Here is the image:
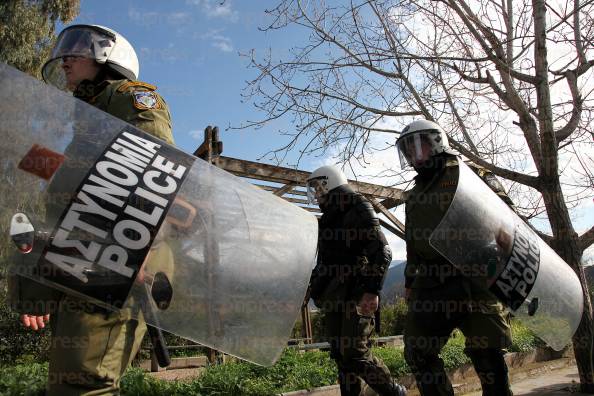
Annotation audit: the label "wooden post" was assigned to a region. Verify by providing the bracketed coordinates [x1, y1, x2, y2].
[195, 126, 223, 364]
[301, 304, 313, 344]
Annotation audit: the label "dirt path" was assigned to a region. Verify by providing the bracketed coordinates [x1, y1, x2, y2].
[462, 364, 585, 396]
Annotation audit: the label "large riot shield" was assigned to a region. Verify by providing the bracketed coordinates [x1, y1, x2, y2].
[0, 63, 318, 365]
[429, 158, 583, 351]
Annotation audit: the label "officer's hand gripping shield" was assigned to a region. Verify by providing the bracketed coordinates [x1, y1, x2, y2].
[429, 158, 583, 351]
[0, 63, 318, 365]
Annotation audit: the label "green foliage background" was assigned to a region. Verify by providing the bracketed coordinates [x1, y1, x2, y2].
[0, 0, 80, 78]
[0, 324, 541, 396]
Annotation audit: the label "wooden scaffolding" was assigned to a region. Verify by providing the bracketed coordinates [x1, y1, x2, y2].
[192, 126, 406, 346]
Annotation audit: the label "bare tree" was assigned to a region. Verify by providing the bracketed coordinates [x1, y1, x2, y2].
[239, 0, 594, 390]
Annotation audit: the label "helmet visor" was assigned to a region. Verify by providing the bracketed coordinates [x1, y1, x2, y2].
[306, 177, 328, 205]
[396, 132, 439, 169]
[42, 27, 115, 90]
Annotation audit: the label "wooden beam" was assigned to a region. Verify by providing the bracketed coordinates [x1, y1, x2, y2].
[379, 218, 405, 239]
[378, 197, 404, 210]
[281, 196, 312, 206]
[253, 184, 308, 197]
[274, 182, 297, 197]
[368, 198, 405, 236]
[217, 156, 403, 200]
[302, 206, 322, 213]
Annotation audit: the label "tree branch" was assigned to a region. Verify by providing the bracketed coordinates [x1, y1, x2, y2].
[580, 226, 594, 251]
[451, 140, 541, 188]
[555, 70, 583, 143]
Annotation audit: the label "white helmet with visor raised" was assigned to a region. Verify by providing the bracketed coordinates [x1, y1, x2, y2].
[42, 24, 139, 90]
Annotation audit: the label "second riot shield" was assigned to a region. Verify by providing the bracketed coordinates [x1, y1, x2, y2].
[429, 158, 583, 350]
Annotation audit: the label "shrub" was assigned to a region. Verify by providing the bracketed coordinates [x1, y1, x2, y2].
[0, 361, 47, 396]
[0, 317, 541, 395]
[373, 346, 409, 377]
[0, 295, 52, 365]
[439, 330, 471, 369]
[379, 298, 407, 336]
[190, 348, 336, 395]
[123, 348, 337, 396]
[121, 367, 195, 396]
[509, 320, 541, 353]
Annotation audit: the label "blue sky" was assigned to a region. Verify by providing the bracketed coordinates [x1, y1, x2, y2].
[64, 0, 592, 263]
[62, 0, 415, 259]
[70, 0, 306, 165]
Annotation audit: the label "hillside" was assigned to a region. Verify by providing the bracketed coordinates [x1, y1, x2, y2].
[380, 260, 407, 304]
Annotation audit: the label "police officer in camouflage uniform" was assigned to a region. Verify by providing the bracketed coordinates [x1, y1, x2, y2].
[396, 120, 513, 396]
[306, 166, 407, 396]
[8, 24, 174, 395]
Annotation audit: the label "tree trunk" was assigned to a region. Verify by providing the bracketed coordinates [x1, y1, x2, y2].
[542, 183, 594, 392]
[566, 248, 594, 393]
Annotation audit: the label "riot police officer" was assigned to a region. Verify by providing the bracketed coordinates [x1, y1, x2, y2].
[9, 24, 174, 395]
[307, 165, 407, 396]
[397, 119, 513, 396]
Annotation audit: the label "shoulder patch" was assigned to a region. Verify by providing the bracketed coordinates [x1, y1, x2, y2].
[132, 91, 161, 110]
[117, 81, 157, 93]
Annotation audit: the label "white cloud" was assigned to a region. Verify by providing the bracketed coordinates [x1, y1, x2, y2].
[139, 45, 188, 64]
[128, 8, 160, 26]
[129, 7, 191, 27]
[167, 12, 191, 25]
[186, 0, 239, 22]
[212, 38, 234, 52]
[189, 130, 203, 140]
[201, 30, 234, 53]
[205, 1, 236, 19]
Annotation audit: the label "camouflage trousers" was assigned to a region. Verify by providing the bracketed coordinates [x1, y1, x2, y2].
[404, 279, 513, 396]
[323, 302, 397, 396]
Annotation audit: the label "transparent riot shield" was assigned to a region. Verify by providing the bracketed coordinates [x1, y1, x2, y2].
[429, 158, 583, 350]
[0, 63, 318, 365]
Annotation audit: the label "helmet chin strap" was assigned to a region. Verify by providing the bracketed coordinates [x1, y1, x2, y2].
[73, 64, 110, 99]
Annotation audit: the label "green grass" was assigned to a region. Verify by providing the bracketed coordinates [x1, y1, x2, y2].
[122, 349, 336, 396]
[0, 320, 542, 396]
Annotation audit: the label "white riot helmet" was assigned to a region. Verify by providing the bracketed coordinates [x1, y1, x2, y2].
[306, 165, 348, 205]
[42, 24, 139, 90]
[395, 119, 451, 169]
